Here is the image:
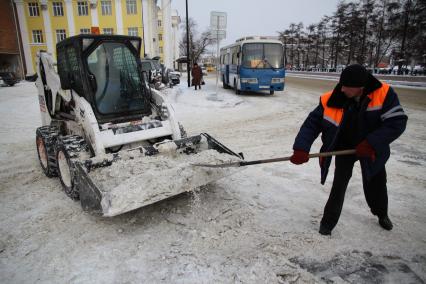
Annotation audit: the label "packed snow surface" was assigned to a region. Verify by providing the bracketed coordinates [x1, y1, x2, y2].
[0, 77, 425, 283]
[89, 149, 241, 216]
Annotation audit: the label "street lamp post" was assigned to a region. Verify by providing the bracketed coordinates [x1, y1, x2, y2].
[185, 0, 190, 87]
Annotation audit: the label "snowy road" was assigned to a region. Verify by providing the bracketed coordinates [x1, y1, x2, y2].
[0, 77, 425, 283]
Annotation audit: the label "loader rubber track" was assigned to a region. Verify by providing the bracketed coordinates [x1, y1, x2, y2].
[36, 126, 60, 177]
[56, 135, 90, 200]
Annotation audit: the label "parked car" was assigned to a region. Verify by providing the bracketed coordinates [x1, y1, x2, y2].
[168, 70, 181, 85]
[0, 72, 19, 86]
[413, 65, 425, 75]
[141, 59, 162, 79]
[140, 58, 163, 88]
[140, 58, 180, 88]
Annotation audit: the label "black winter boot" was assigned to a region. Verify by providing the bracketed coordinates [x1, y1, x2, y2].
[319, 224, 332, 235]
[378, 215, 393, 231]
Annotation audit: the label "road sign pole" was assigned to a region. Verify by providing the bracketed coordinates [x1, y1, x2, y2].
[209, 12, 226, 100]
[215, 18, 220, 98]
[186, 0, 190, 87]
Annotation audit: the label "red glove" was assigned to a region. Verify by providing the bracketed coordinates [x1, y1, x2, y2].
[319, 156, 325, 167]
[290, 150, 309, 165]
[356, 140, 376, 161]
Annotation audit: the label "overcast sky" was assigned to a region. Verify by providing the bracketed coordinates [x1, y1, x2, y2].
[171, 0, 343, 46]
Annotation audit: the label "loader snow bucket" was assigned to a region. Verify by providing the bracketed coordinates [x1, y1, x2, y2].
[75, 133, 243, 216]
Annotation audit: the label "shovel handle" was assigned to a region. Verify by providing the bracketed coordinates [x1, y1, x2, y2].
[240, 149, 356, 166]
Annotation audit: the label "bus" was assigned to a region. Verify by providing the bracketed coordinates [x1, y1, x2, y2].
[220, 36, 285, 95]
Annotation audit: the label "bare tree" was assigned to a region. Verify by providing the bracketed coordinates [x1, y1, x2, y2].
[179, 18, 216, 64]
[277, 0, 425, 72]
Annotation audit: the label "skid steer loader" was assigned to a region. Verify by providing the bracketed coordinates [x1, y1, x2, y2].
[35, 35, 242, 216]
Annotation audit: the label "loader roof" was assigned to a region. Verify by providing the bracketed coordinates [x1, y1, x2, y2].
[57, 34, 142, 54]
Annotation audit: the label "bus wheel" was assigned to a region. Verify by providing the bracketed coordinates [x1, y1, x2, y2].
[270, 90, 275, 95]
[234, 80, 241, 95]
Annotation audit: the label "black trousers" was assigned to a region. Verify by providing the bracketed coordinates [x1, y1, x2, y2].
[320, 155, 388, 230]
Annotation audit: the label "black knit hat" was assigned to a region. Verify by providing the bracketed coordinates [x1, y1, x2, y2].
[339, 64, 368, 87]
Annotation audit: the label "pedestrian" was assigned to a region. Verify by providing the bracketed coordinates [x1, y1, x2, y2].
[191, 62, 203, 90]
[290, 64, 407, 235]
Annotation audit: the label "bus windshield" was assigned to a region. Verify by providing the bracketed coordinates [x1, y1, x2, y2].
[242, 43, 283, 69]
[87, 42, 147, 115]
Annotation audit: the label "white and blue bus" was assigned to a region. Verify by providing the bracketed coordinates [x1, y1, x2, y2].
[220, 36, 285, 95]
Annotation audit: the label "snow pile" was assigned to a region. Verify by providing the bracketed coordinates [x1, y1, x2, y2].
[162, 79, 244, 109]
[89, 149, 241, 216]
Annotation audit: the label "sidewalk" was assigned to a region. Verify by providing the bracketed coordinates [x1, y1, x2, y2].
[162, 73, 244, 109]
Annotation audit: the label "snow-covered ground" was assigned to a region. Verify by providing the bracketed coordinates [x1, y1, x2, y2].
[0, 76, 425, 283]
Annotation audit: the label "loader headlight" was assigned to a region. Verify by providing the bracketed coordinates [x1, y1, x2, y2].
[271, 78, 285, 83]
[240, 78, 258, 84]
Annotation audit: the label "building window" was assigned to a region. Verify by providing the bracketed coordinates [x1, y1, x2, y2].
[80, 28, 90, 34]
[158, 20, 161, 27]
[126, 0, 137, 14]
[158, 34, 162, 41]
[159, 47, 163, 53]
[77, 1, 89, 16]
[56, 29, 66, 42]
[32, 30, 43, 43]
[128, 27, 138, 36]
[28, 3, 40, 17]
[101, 1, 112, 15]
[103, 28, 113, 35]
[52, 2, 64, 16]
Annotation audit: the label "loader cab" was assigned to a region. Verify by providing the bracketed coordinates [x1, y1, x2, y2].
[57, 35, 151, 123]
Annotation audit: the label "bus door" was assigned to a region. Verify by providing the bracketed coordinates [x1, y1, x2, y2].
[224, 51, 230, 85]
[225, 64, 230, 85]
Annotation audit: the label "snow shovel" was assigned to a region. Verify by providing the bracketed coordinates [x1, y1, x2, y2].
[191, 149, 356, 168]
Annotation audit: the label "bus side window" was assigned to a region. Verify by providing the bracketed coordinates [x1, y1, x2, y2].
[231, 47, 238, 65]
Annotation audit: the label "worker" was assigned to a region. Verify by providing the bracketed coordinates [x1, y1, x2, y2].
[290, 64, 407, 235]
[191, 62, 203, 90]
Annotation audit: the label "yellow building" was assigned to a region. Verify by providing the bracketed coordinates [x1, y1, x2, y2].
[14, 0, 150, 74]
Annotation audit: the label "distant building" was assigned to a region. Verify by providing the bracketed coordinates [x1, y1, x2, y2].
[156, 3, 180, 68]
[13, 0, 180, 75]
[0, 0, 25, 78]
[157, 6, 163, 62]
[171, 9, 180, 70]
[142, 0, 159, 59]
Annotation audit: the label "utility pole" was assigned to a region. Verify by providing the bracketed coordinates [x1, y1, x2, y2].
[185, 0, 190, 87]
[209, 11, 226, 100]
